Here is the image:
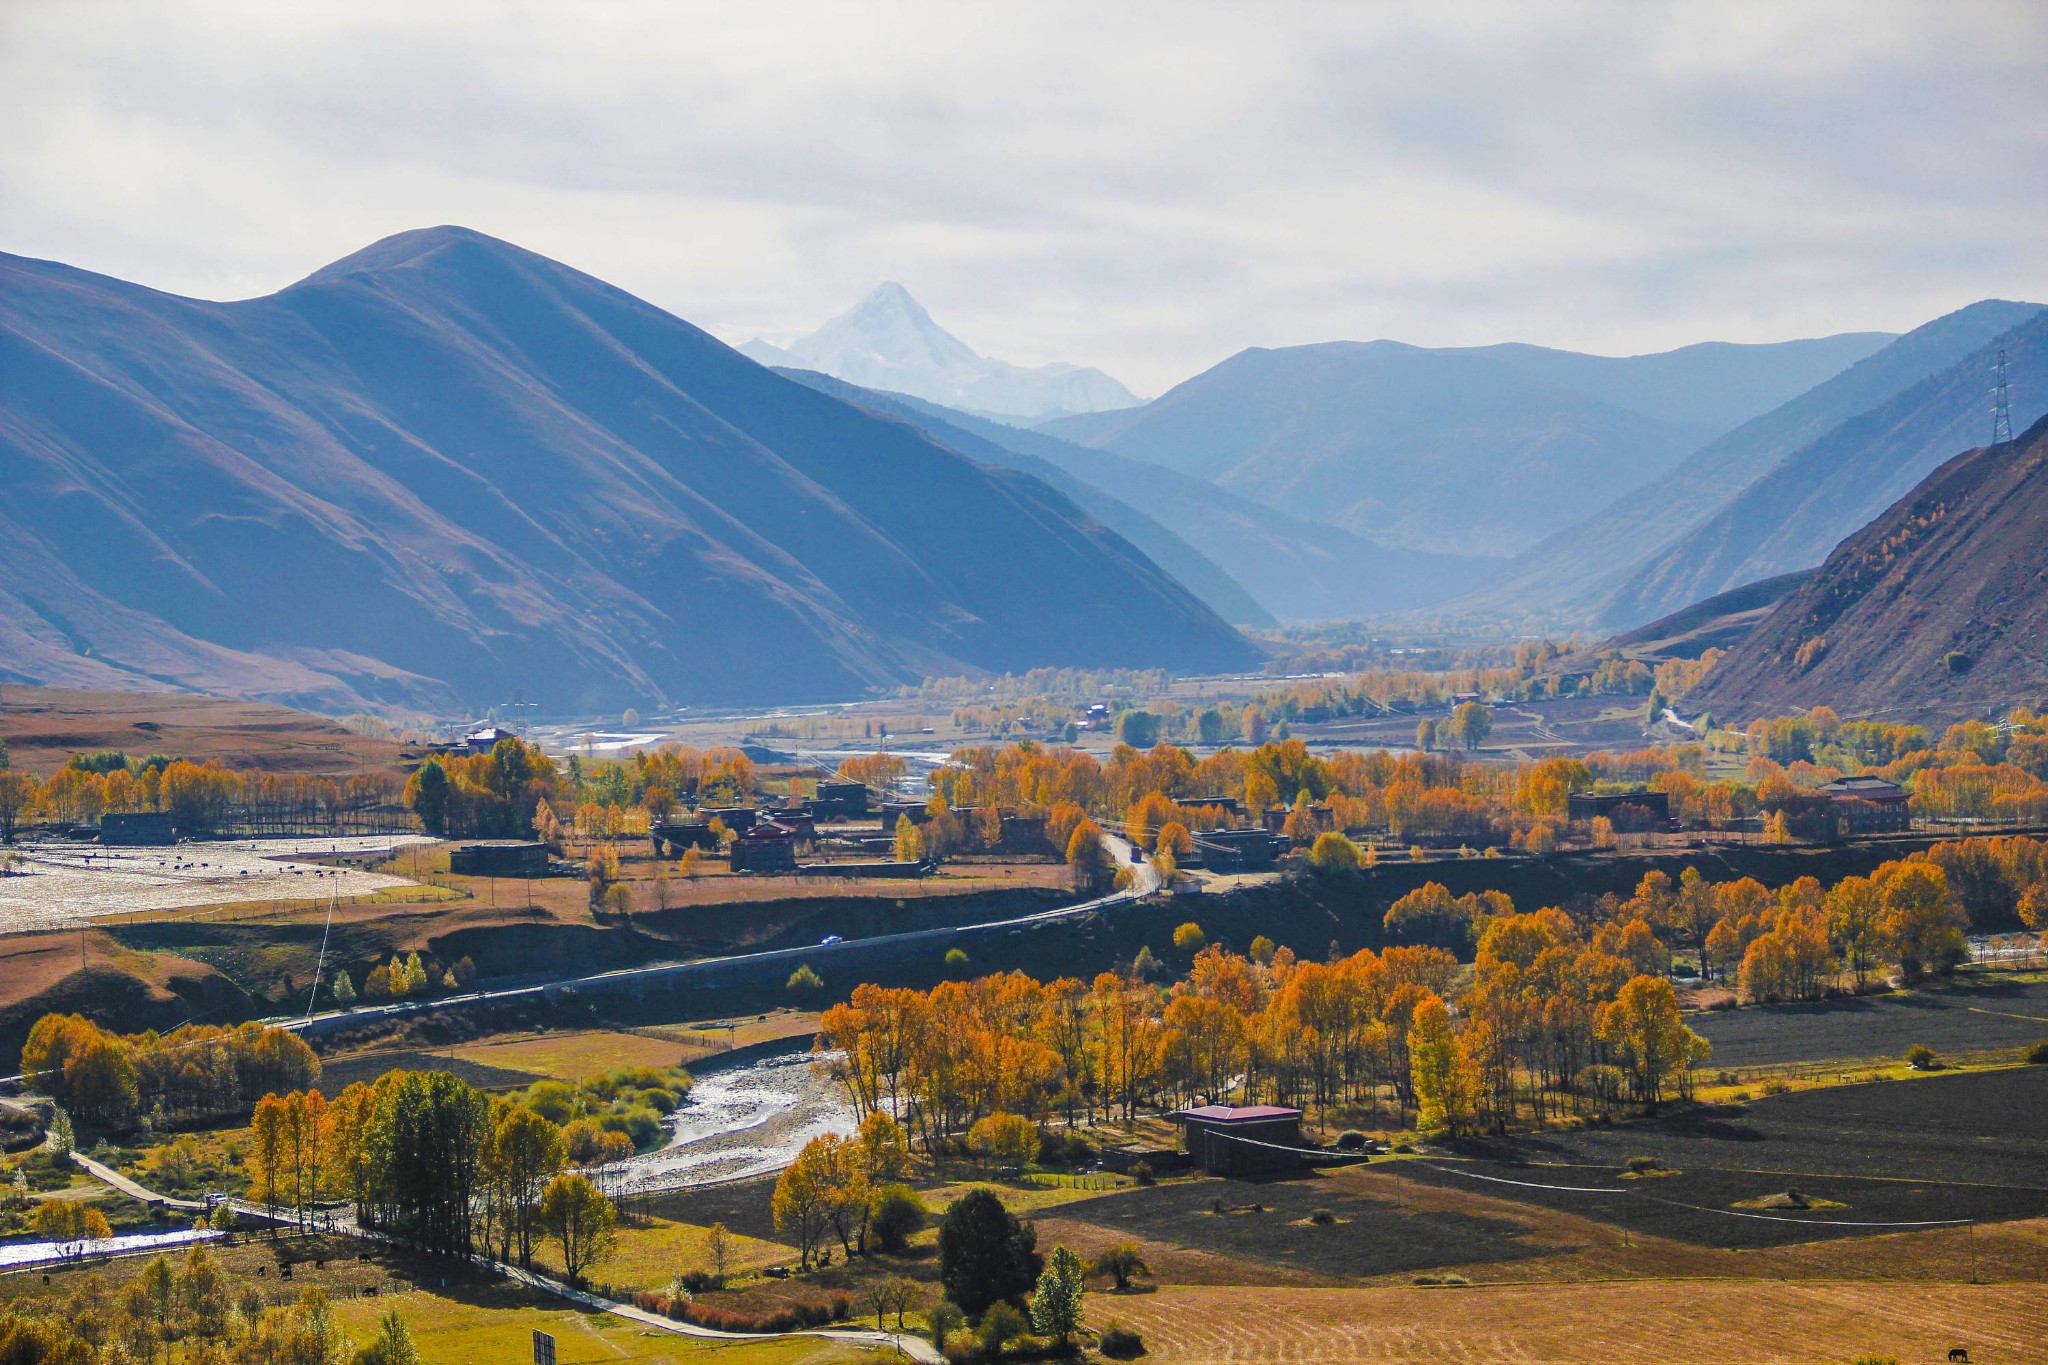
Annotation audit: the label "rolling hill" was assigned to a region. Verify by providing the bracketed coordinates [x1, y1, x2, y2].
[1447, 300, 2043, 620]
[1037, 332, 1892, 557]
[0, 228, 1256, 714]
[739, 282, 1138, 423]
[1604, 307, 2048, 628]
[1687, 415, 2048, 725]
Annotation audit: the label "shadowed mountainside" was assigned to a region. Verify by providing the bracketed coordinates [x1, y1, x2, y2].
[772, 371, 1503, 620]
[1687, 414, 2048, 725]
[0, 228, 1255, 713]
[1039, 332, 1893, 558]
[1604, 307, 2048, 629]
[1447, 300, 2043, 621]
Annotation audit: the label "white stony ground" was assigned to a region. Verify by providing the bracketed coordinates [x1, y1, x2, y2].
[0, 835, 434, 931]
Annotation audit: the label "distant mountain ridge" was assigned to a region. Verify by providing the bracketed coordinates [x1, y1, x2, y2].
[769, 367, 1276, 626]
[740, 283, 1139, 423]
[789, 378, 1505, 619]
[1038, 331, 1894, 558]
[1604, 306, 2048, 627]
[0, 228, 1255, 713]
[1687, 413, 2048, 725]
[1448, 300, 2043, 622]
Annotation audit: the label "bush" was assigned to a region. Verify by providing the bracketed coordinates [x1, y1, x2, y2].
[1904, 1045, 1940, 1071]
[1128, 1160, 1154, 1186]
[1172, 922, 1205, 953]
[655, 1296, 853, 1333]
[1099, 1323, 1146, 1358]
[1334, 1130, 1366, 1151]
[944, 947, 970, 974]
[2024, 1040, 2048, 1065]
[978, 1302, 1027, 1355]
[1309, 1208, 1336, 1226]
[1625, 1155, 1662, 1175]
[1037, 1129, 1098, 1168]
[869, 1184, 927, 1253]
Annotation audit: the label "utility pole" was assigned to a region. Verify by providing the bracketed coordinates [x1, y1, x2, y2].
[1993, 348, 2013, 445]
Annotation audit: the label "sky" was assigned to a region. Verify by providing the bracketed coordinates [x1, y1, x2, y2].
[3, 0, 2045, 395]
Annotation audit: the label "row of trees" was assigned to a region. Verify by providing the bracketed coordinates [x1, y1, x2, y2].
[0, 758, 401, 841]
[818, 932, 1708, 1145]
[21, 1017, 320, 1129]
[247, 1070, 619, 1281]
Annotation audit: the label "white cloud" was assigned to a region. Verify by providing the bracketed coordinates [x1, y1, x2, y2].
[2, 0, 2043, 392]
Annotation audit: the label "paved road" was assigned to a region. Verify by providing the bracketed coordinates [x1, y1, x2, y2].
[272, 832, 1161, 1038]
[71, 1150, 205, 1211]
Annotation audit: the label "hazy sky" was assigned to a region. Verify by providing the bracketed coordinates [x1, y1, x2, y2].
[4, 1, 2044, 394]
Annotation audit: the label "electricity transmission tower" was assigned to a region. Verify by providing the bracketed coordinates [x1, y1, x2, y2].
[1992, 348, 2013, 444]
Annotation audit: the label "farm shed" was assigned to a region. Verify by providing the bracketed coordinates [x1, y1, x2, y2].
[1566, 789, 1671, 828]
[99, 811, 176, 846]
[448, 840, 550, 876]
[1172, 1104, 1306, 1176]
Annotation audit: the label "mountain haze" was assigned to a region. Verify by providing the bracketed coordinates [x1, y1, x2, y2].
[1605, 307, 2048, 627]
[0, 229, 1255, 714]
[740, 283, 1138, 423]
[769, 368, 1276, 626]
[793, 381, 1504, 619]
[1688, 414, 2048, 725]
[1451, 301, 2043, 620]
[1039, 333, 1892, 557]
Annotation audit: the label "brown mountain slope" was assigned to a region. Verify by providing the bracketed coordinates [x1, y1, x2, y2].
[1687, 414, 2048, 725]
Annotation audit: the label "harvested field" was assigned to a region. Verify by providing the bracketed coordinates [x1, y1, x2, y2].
[317, 1049, 544, 1092]
[1410, 1067, 2048, 1248]
[1693, 975, 2048, 1066]
[1455, 1064, 2048, 1187]
[1104, 1281, 2048, 1364]
[1052, 1177, 1548, 1279]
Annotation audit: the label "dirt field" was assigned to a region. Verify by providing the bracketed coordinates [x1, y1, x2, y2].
[0, 686, 409, 778]
[1434, 1065, 2048, 1214]
[1692, 975, 2048, 1067]
[1101, 1281, 2048, 1364]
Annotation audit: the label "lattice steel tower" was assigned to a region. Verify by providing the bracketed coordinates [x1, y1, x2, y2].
[1992, 347, 2013, 444]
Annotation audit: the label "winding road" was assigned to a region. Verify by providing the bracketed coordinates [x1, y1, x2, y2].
[272, 832, 1160, 1039]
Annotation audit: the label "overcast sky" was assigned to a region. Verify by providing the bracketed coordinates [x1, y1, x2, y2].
[3, 1, 2044, 394]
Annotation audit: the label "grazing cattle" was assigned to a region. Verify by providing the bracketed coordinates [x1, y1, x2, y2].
[1950, 1350, 1970, 1363]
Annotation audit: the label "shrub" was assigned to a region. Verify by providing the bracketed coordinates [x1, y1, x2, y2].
[1037, 1129, 1098, 1167]
[1904, 1045, 1940, 1071]
[1099, 1323, 1146, 1359]
[978, 1302, 1027, 1355]
[1172, 922, 1205, 953]
[2024, 1040, 2048, 1065]
[944, 947, 970, 974]
[869, 1184, 927, 1253]
[1128, 1160, 1154, 1186]
[1309, 1208, 1336, 1226]
[1334, 1130, 1366, 1151]
[1625, 1155, 1662, 1175]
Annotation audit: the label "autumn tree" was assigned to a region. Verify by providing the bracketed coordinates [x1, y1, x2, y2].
[539, 1173, 617, 1286]
[1597, 976, 1706, 1111]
